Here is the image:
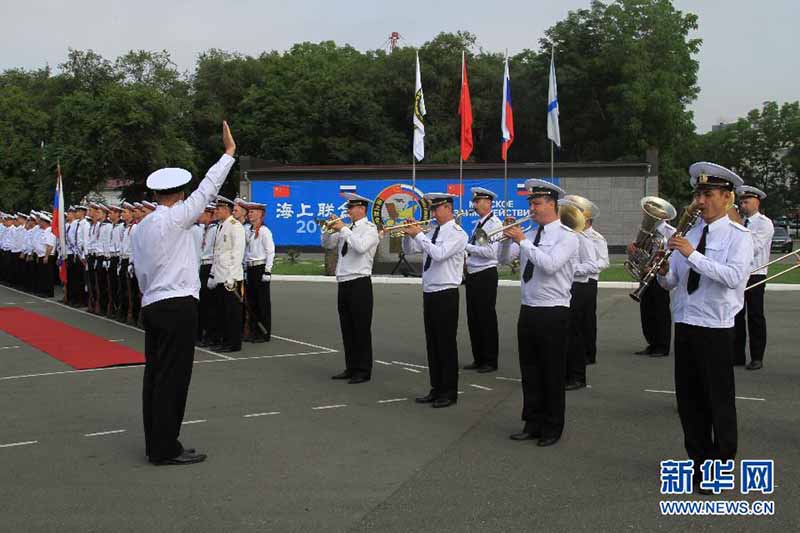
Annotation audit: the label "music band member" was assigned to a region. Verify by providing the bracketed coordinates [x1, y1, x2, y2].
[657, 162, 752, 493]
[582, 206, 609, 365]
[244, 201, 275, 343]
[463, 187, 502, 373]
[630, 218, 676, 357]
[131, 120, 236, 466]
[403, 192, 467, 408]
[197, 204, 220, 347]
[207, 195, 246, 353]
[734, 185, 774, 370]
[322, 193, 380, 384]
[500, 179, 578, 447]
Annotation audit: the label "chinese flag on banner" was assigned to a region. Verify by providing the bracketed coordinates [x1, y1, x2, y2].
[459, 52, 473, 161]
[273, 185, 290, 198]
[447, 183, 464, 196]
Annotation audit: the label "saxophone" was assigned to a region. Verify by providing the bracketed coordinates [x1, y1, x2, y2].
[629, 201, 702, 302]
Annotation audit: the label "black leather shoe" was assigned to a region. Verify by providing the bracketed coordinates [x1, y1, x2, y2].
[537, 436, 560, 447]
[635, 346, 654, 355]
[476, 365, 497, 374]
[565, 381, 586, 391]
[331, 371, 352, 380]
[347, 376, 371, 384]
[463, 363, 481, 370]
[151, 451, 207, 466]
[432, 397, 457, 408]
[510, 431, 539, 441]
[746, 360, 763, 370]
[415, 393, 436, 404]
[649, 351, 669, 357]
[216, 346, 241, 353]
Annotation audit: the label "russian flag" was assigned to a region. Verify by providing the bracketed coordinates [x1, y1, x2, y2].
[516, 183, 528, 196]
[52, 164, 67, 284]
[339, 184, 357, 196]
[501, 55, 514, 161]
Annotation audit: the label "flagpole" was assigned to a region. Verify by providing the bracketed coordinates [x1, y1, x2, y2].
[503, 49, 508, 219]
[550, 141, 554, 181]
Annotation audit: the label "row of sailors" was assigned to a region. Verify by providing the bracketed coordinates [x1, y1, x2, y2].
[0, 211, 59, 296]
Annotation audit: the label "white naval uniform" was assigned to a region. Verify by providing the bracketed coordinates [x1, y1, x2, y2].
[742, 212, 774, 275]
[321, 217, 379, 282]
[464, 212, 502, 274]
[402, 219, 468, 292]
[583, 227, 609, 281]
[210, 215, 246, 286]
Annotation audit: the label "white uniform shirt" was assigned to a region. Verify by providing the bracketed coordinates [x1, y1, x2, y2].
[36, 227, 57, 257]
[573, 232, 598, 284]
[584, 227, 609, 281]
[191, 224, 204, 263]
[657, 215, 753, 328]
[742, 212, 774, 275]
[322, 217, 379, 282]
[133, 154, 235, 307]
[210, 215, 246, 284]
[200, 223, 218, 263]
[403, 219, 467, 293]
[464, 212, 502, 274]
[97, 222, 113, 257]
[28, 227, 42, 256]
[87, 222, 100, 255]
[499, 219, 579, 308]
[129, 223, 139, 265]
[0, 225, 10, 251]
[110, 223, 125, 256]
[245, 225, 276, 271]
[76, 218, 90, 259]
[66, 221, 78, 256]
[120, 224, 134, 259]
[12, 226, 26, 253]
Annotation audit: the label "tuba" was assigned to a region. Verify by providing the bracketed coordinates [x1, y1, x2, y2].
[624, 197, 677, 282]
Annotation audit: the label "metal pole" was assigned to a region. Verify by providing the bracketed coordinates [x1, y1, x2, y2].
[503, 158, 508, 218]
[550, 141, 554, 180]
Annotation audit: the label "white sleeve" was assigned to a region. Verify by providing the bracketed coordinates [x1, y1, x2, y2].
[169, 154, 235, 229]
[339, 225, 379, 255]
[413, 228, 467, 262]
[520, 232, 579, 274]
[263, 227, 275, 272]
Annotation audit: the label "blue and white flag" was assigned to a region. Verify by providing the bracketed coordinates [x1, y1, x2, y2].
[413, 52, 426, 161]
[547, 48, 561, 148]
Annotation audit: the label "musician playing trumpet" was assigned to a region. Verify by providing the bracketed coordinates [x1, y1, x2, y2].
[322, 193, 379, 384]
[656, 162, 752, 494]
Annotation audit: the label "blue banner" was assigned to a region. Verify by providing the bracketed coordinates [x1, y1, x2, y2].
[251, 176, 560, 246]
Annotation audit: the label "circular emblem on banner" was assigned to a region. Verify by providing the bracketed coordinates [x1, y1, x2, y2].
[371, 183, 429, 231]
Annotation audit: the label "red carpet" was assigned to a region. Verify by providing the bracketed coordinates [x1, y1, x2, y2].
[0, 307, 145, 369]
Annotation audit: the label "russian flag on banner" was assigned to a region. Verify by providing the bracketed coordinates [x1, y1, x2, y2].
[501, 55, 514, 161]
[52, 164, 67, 284]
[339, 184, 357, 196]
[516, 183, 528, 196]
[273, 185, 290, 198]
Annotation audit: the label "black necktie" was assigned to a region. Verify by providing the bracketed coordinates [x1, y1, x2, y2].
[522, 226, 543, 283]
[340, 223, 355, 256]
[687, 225, 708, 295]
[744, 218, 750, 228]
[423, 225, 440, 272]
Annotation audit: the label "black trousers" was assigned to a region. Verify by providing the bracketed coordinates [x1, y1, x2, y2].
[566, 282, 591, 384]
[216, 283, 243, 349]
[118, 259, 130, 320]
[142, 296, 198, 461]
[130, 272, 141, 323]
[246, 265, 272, 341]
[423, 288, 460, 399]
[198, 264, 217, 341]
[465, 267, 499, 368]
[337, 276, 373, 377]
[733, 274, 766, 364]
[109, 257, 120, 316]
[96, 261, 109, 314]
[24, 257, 35, 292]
[674, 323, 737, 470]
[86, 255, 97, 308]
[518, 306, 570, 438]
[65, 256, 77, 303]
[585, 279, 599, 363]
[640, 281, 671, 352]
[37, 258, 54, 297]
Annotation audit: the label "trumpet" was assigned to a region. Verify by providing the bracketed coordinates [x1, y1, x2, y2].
[473, 201, 586, 245]
[316, 215, 350, 233]
[379, 218, 435, 238]
[473, 216, 532, 245]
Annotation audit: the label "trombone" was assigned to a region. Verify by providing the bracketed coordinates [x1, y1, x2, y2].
[380, 218, 435, 238]
[746, 250, 800, 290]
[316, 215, 350, 234]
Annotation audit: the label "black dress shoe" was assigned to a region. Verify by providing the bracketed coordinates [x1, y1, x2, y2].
[509, 431, 539, 441]
[331, 371, 352, 380]
[432, 397, 457, 408]
[476, 365, 497, 374]
[649, 350, 669, 357]
[537, 436, 560, 447]
[151, 451, 207, 466]
[216, 346, 241, 353]
[463, 363, 481, 370]
[565, 381, 586, 391]
[635, 346, 654, 355]
[415, 393, 436, 404]
[746, 360, 763, 370]
[347, 376, 371, 384]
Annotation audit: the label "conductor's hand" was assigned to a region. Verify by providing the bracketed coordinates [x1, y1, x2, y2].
[403, 219, 422, 237]
[667, 235, 694, 258]
[504, 224, 525, 244]
[223, 121, 236, 156]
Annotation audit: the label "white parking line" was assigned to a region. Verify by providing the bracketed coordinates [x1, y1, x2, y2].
[377, 398, 407, 404]
[401, 367, 422, 374]
[109, 339, 125, 343]
[496, 376, 521, 382]
[3, 301, 16, 305]
[312, 404, 347, 410]
[85, 429, 127, 437]
[374, 360, 393, 366]
[470, 384, 493, 391]
[0, 345, 21, 350]
[391, 361, 429, 369]
[0, 440, 38, 448]
[644, 389, 765, 402]
[271, 334, 338, 353]
[181, 419, 207, 425]
[243, 411, 281, 418]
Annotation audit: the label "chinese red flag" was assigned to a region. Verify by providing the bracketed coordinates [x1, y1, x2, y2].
[459, 53, 474, 161]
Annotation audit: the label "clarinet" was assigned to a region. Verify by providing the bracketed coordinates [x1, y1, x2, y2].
[630, 203, 701, 302]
